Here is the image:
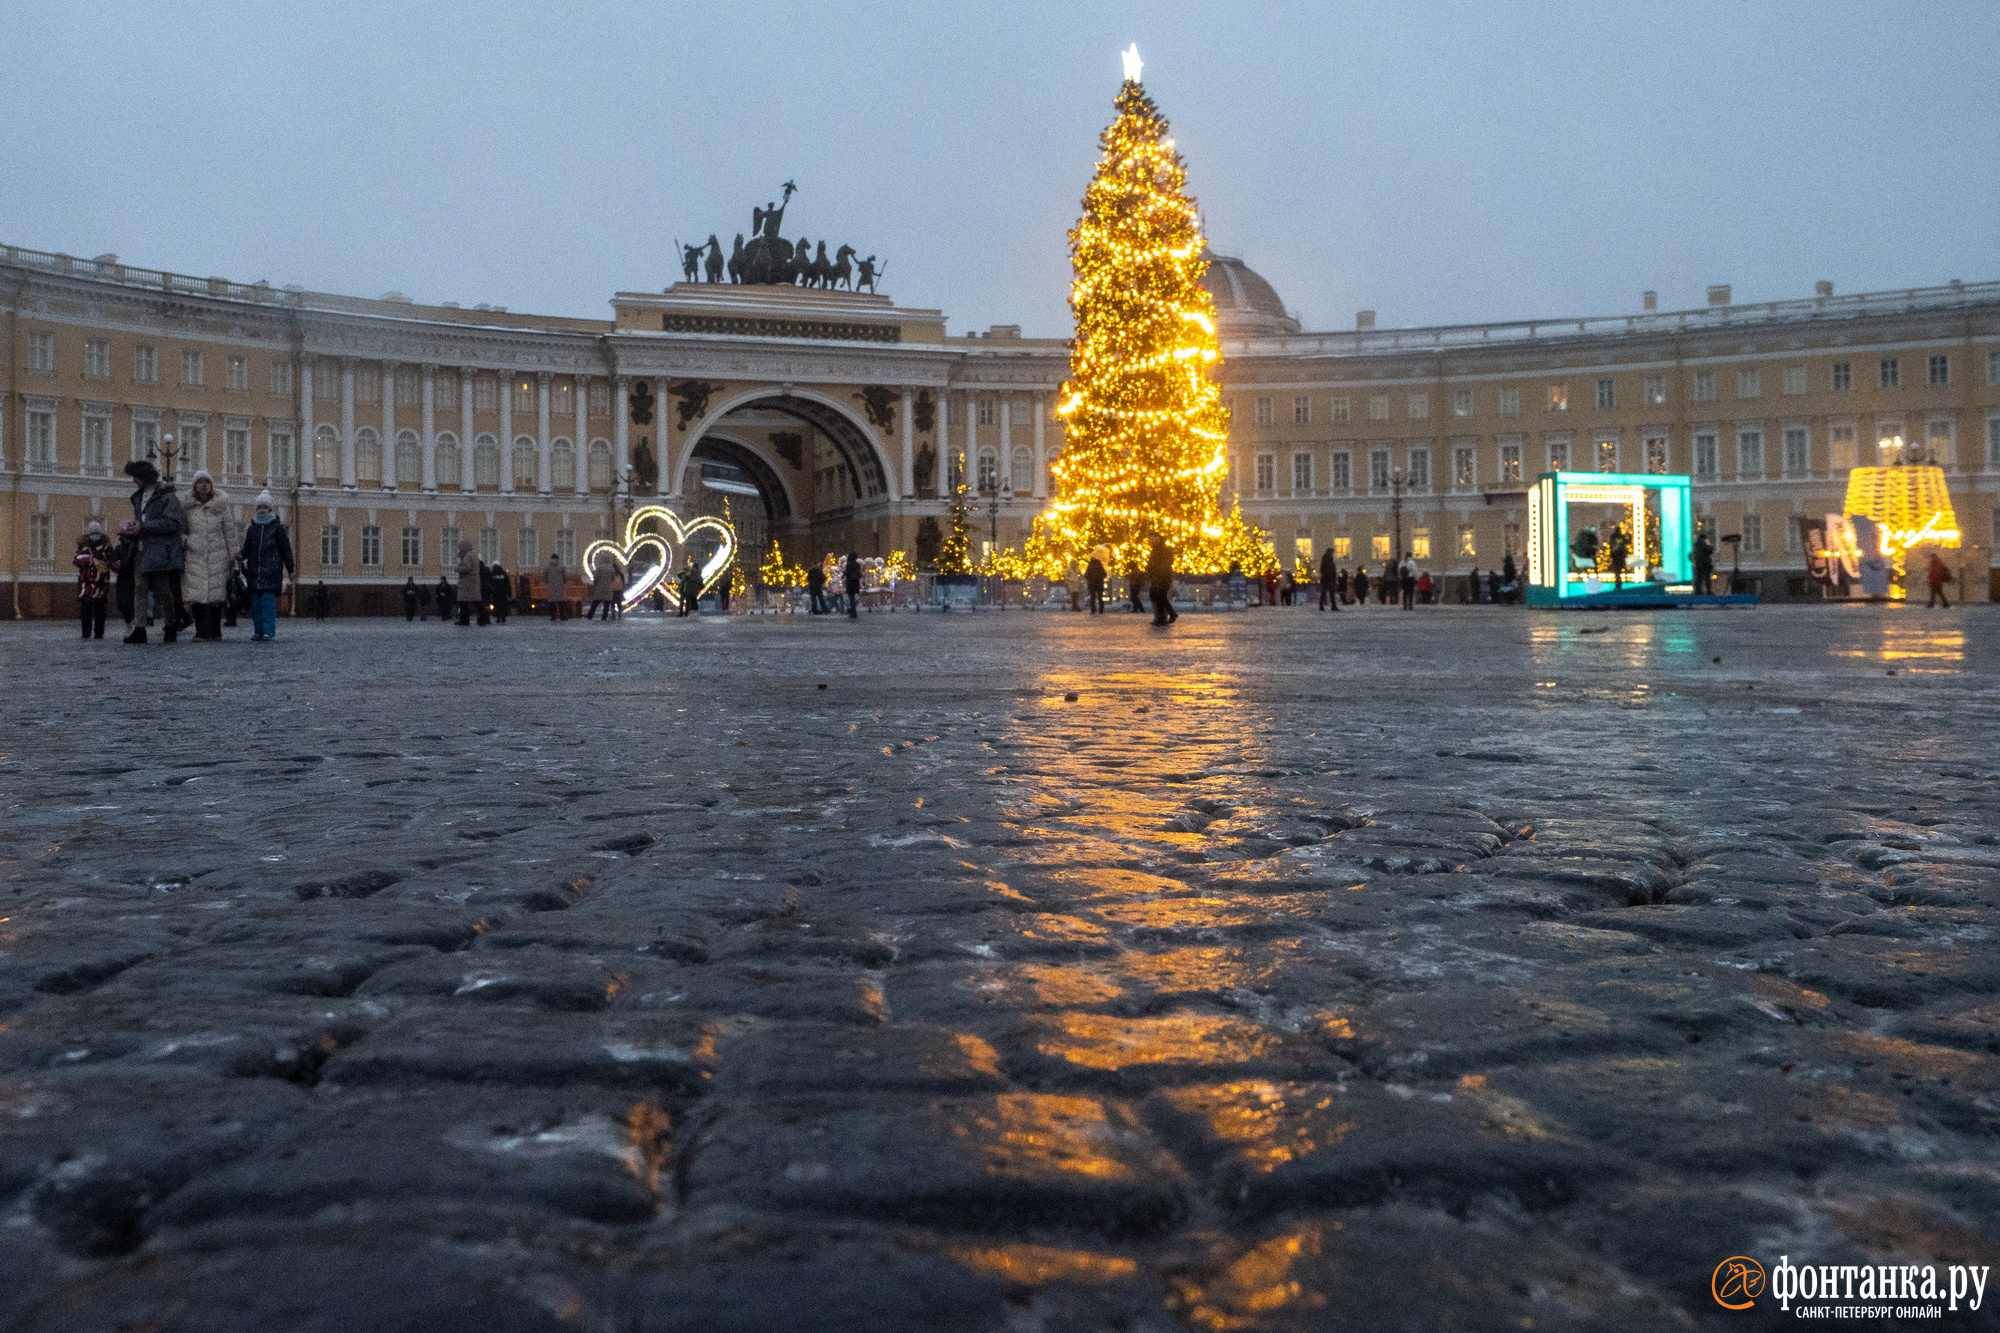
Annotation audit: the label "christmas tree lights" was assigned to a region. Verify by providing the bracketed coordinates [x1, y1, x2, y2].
[1026, 58, 1272, 575]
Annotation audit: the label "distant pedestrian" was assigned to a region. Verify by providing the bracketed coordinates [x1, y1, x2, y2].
[587, 552, 622, 620]
[1318, 548, 1339, 610]
[112, 519, 141, 634]
[1353, 566, 1369, 605]
[309, 581, 330, 620]
[1465, 567, 1481, 603]
[1125, 561, 1144, 612]
[806, 560, 828, 615]
[403, 576, 422, 621]
[73, 522, 112, 640]
[1085, 554, 1107, 614]
[1500, 553, 1518, 604]
[179, 471, 236, 642]
[434, 575, 454, 623]
[1417, 570, 1434, 604]
[844, 552, 863, 619]
[237, 491, 294, 642]
[1146, 534, 1178, 625]
[716, 562, 733, 612]
[456, 540, 485, 626]
[650, 588, 666, 614]
[1690, 535, 1714, 595]
[122, 459, 188, 644]
[489, 562, 512, 623]
[675, 560, 700, 616]
[544, 552, 567, 620]
[1926, 553, 1953, 608]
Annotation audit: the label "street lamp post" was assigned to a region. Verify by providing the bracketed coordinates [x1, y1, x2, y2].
[1389, 465, 1406, 563]
[155, 431, 179, 483]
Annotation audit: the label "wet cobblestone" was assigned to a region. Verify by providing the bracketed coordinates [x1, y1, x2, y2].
[1, 606, 1995, 1329]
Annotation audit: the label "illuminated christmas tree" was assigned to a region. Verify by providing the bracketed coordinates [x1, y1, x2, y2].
[938, 482, 974, 574]
[1028, 49, 1272, 575]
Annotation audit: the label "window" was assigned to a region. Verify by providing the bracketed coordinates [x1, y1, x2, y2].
[441, 527, 460, 565]
[552, 439, 577, 491]
[1987, 350, 2000, 385]
[28, 331, 55, 373]
[1333, 537, 1351, 559]
[360, 525, 383, 567]
[1292, 396, 1311, 426]
[177, 421, 204, 475]
[1254, 396, 1274, 427]
[1411, 527, 1431, 560]
[355, 428, 382, 484]
[1740, 512, 1763, 555]
[976, 447, 999, 492]
[1452, 388, 1473, 417]
[315, 361, 339, 399]
[85, 339, 110, 379]
[133, 345, 158, 383]
[478, 526, 499, 564]
[589, 382, 611, 416]
[396, 366, 420, 407]
[1453, 446, 1474, 487]
[1877, 427, 1906, 465]
[1368, 394, 1390, 422]
[1782, 426, 1809, 476]
[1330, 395, 1351, 423]
[587, 440, 612, 491]
[356, 369, 381, 406]
[1545, 436, 1569, 470]
[1596, 437, 1617, 471]
[26, 408, 56, 470]
[1458, 525, 1476, 556]
[1371, 534, 1391, 559]
[1783, 367, 1806, 396]
[401, 526, 422, 567]
[1407, 447, 1430, 490]
[1254, 453, 1275, 491]
[1692, 370, 1715, 402]
[1693, 431, 1719, 477]
[1330, 450, 1351, 491]
[321, 525, 344, 567]
[1830, 424, 1857, 470]
[1989, 417, 2000, 470]
[517, 527, 538, 568]
[1644, 433, 1667, 474]
[269, 429, 295, 479]
[132, 417, 158, 467]
[1499, 442, 1522, 483]
[1644, 374, 1665, 406]
[1736, 369, 1760, 399]
[1547, 383, 1568, 412]
[82, 414, 111, 475]
[1926, 420, 1954, 467]
[396, 430, 421, 487]
[1736, 428, 1764, 477]
[1832, 361, 1852, 392]
[1292, 452, 1312, 492]
[435, 433, 461, 486]
[227, 356, 249, 393]
[1497, 387, 1520, 416]
[475, 375, 498, 410]
[225, 426, 250, 479]
[512, 436, 538, 488]
[557, 528, 576, 569]
[29, 513, 54, 562]
[976, 398, 995, 426]
[181, 350, 204, 388]
[513, 377, 539, 413]
[1928, 354, 1949, 387]
[270, 360, 293, 396]
[436, 369, 459, 405]
[1879, 358, 1900, 389]
[1595, 378, 1615, 410]
[1406, 393, 1429, 420]
[1369, 449, 1390, 491]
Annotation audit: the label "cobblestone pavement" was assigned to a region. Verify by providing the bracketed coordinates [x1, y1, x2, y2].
[1, 605, 1996, 1331]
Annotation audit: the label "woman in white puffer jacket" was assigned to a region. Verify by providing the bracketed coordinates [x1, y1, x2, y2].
[180, 470, 237, 641]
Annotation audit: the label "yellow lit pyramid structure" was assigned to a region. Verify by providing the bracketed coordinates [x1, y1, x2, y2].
[1842, 459, 1960, 593]
[1026, 50, 1271, 576]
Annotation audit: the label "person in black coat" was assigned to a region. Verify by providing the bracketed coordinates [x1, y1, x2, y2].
[805, 561, 828, 615]
[1084, 555, 1107, 614]
[1146, 535, 1177, 625]
[308, 581, 330, 620]
[1318, 547, 1339, 611]
[402, 576, 421, 621]
[434, 575, 454, 623]
[1125, 561, 1143, 612]
[488, 563, 511, 623]
[112, 518, 142, 633]
[843, 552, 863, 620]
[238, 492, 295, 640]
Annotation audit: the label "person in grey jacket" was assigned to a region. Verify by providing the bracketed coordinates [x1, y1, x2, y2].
[456, 540, 487, 626]
[180, 470, 237, 641]
[123, 458, 188, 643]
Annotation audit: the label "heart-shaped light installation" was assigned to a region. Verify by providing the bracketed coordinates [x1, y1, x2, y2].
[581, 505, 737, 611]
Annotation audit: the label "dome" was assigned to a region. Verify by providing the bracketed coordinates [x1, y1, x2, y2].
[1199, 252, 1300, 335]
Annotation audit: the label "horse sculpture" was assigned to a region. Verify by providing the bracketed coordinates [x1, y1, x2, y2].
[702, 236, 724, 283]
[691, 183, 884, 290]
[831, 245, 855, 290]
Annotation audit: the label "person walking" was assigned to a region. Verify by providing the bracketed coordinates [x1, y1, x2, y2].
[73, 522, 113, 640]
[1416, 569, 1434, 605]
[587, 551, 621, 620]
[238, 491, 295, 641]
[122, 459, 188, 644]
[489, 562, 512, 623]
[675, 559, 700, 616]
[1125, 560, 1144, 613]
[1085, 553, 1107, 614]
[455, 540, 485, 626]
[1146, 534, 1178, 625]
[1318, 547, 1339, 611]
[543, 552, 567, 621]
[1500, 552, 1518, 604]
[805, 559, 828, 615]
[716, 562, 733, 613]
[843, 552, 863, 619]
[402, 576, 422, 621]
[1925, 552, 1953, 608]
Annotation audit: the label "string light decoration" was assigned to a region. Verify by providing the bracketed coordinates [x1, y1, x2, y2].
[1024, 54, 1272, 575]
[581, 504, 736, 611]
[758, 538, 806, 589]
[938, 483, 973, 574]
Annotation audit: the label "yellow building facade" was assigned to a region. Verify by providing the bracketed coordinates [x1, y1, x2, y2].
[4, 241, 1996, 613]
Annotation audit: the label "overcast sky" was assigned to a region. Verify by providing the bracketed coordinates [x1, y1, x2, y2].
[4, 1, 1995, 338]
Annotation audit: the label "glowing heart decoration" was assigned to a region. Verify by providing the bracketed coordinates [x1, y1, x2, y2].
[581, 505, 737, 611]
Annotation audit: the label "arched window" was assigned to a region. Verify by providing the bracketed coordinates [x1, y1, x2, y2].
[587, 438, 612, 492]
[312, 424, 340, 481]
[355, 427, 382, 484]
[1010, 446, 1032, 493]
[550, 438, 576, 492]
[434, 432, 461, 487]
[512, 434, 538, 488]
[473, 434, 500, 488]
[395, 429, 421, 486]
[976, 447, 999, 494]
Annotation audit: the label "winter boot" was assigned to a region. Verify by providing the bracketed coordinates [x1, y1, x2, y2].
[123, 626, 147, 644]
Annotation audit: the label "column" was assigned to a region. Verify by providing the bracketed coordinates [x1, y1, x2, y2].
[300, 359, 316, 486]
[655, 376, 673, 496]
[572, 375, 589, 496]
[381, 362, 397, 489]
[1032, 391, 1047, 499]
[934, 384, 950, 497]
[998, 393, 1012, 495]
[962, 390, 976, 492]
[498, 372, 514, 493]
[613, 376, 631, 484]
[339, 359, 356, 488]
[458, 371, 476, 494]
[536, 371, 552, 494]
[899, 386, 914, 498]
[420, 364, 437, 492]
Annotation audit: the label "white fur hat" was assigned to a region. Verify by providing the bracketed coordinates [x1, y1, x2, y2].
[255, 489, 276, 507]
